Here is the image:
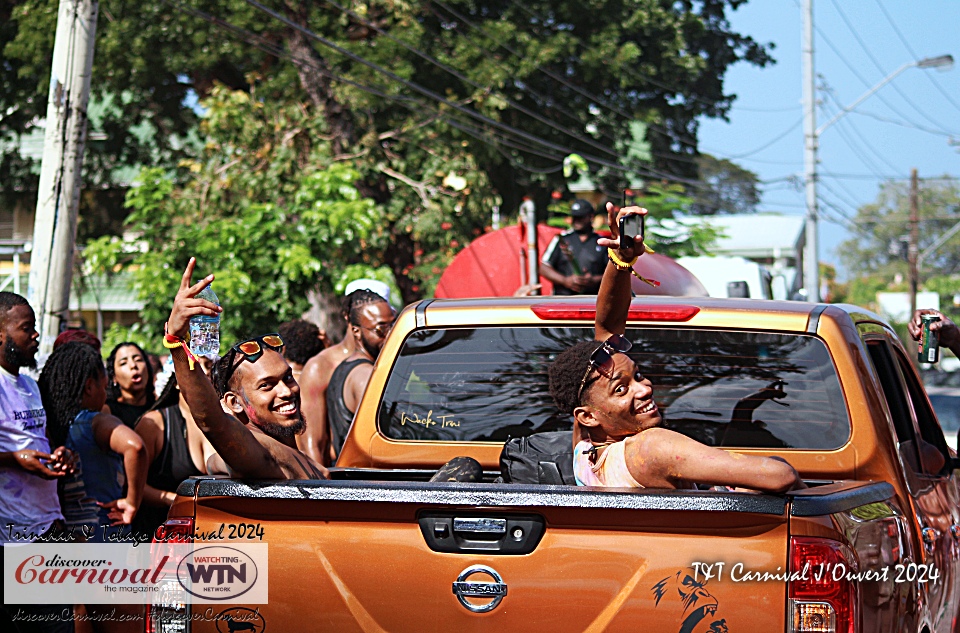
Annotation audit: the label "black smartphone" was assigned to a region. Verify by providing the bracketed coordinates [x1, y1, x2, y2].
[619, 213, 644, 250]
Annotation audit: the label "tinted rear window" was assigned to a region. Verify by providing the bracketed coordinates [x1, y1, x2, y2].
[378, 327, 850, 449]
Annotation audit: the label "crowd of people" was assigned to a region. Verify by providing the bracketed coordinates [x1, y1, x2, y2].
[3, 202, 960, 631]
[0, 274, 396, 632]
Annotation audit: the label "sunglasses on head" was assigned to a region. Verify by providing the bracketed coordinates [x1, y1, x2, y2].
[576, 334, 633, 405]
[232, 333, 284, 361]
[218, 333, 285, 393]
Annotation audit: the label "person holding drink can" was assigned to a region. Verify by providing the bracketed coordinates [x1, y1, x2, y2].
[908, 309, 960, 361]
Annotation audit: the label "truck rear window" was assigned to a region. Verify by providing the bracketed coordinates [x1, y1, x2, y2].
[378, 327, 850, 449]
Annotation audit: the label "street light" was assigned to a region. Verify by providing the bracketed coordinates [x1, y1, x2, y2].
[801, 43, 954, 303]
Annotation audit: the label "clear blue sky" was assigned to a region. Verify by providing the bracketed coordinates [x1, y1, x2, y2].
[698, 0, 960, 280]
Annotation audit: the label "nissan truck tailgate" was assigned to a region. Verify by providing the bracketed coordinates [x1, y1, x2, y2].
[185, 479, 790, 633]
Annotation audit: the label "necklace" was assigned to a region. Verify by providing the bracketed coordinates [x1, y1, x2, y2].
[582, 439, 617, 458]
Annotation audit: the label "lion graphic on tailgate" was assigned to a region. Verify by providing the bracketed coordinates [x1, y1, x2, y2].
[652, 570, 729, 633]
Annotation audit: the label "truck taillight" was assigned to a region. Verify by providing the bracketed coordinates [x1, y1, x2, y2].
[146, 517, 194, 633]
[789, 536, 859, 633]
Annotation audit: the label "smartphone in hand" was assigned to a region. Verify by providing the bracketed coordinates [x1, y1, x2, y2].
[619, 213, 644, 250]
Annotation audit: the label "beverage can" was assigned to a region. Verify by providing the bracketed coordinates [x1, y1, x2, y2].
[919, 314, 940, 364]
[190, 284, 221, 357]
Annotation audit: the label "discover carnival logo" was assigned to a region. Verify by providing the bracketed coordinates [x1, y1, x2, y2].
[177, 546, 259, 600]
[2, 543, 268, 605]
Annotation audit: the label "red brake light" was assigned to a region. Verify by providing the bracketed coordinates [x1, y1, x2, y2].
[146, 517, 195, 633]
[789, 536, 859, 633]
[531, 304, 700, 321]
[153, 517, 194, 543]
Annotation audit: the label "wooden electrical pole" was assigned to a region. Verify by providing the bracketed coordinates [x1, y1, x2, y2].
[28, 0, 99, 358]
[909, 168, 919, 317]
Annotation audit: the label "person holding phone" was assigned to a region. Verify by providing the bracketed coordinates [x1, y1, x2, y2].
[547, 203, 805, 492]
[540, 199, 608, 295]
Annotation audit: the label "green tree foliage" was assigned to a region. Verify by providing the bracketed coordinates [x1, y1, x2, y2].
[115, 88, 387, 342]
[838, 179, 960, 290]
[690, 154, 761, 215]
[837, 178, 960, 316]
[4, 0, 773, 300]
[639, 183, 724, 257]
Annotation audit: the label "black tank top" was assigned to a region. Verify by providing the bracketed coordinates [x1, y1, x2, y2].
[325, 358, 373, 460]
[132, 405, 204, 537]
[108, 399, 151, 428]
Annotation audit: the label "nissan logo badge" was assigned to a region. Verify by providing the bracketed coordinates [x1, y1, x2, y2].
[452, 565, 507, 613]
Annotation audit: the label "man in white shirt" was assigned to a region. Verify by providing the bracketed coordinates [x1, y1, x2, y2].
[0, 292, 76, 633]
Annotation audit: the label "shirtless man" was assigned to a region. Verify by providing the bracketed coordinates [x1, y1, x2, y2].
[297, 293, 362, 465]
[165, 259, 327, 479]
[548, 204, 804, 492]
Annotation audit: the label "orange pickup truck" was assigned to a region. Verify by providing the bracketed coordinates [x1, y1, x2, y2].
[149, 296, 960, 633]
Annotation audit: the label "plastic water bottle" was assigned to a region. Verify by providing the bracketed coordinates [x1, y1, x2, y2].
[190, 284, 220, 357]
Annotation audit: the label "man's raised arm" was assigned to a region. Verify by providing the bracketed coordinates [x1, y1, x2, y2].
[595, 203, 646, 341]
[164, 258, 283, 478]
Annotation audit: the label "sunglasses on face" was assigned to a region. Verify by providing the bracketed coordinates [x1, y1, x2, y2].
[218, 333, 285, 392]
[360, 321, 395, 339]
[576, 334, 633, 405]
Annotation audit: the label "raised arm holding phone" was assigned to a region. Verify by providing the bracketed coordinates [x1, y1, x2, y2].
[548, 203, 805, 492]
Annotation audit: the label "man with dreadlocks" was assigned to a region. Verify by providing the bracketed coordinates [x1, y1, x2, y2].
[548, 204, 805, 493]
[165, 259, 328, 479]
[325, 288, 396, 461]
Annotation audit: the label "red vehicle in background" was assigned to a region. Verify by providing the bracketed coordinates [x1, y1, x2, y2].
[434, 223, 707, 298]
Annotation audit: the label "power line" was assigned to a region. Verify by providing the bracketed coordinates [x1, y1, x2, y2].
[161, 0, 587, 178]
[813, 19, 953, 138]
[817, 195, 871, 237]
[240, 0, 722, 190]
[319, 0, 621, 160]
[241, 0, 635, 174]
[828, 0, 956, 136]
[723, 117, 803, 159]
[424, 0, 618, 142]
[829, 106, 904, 176]
[850, 108, 959, 138]
[820, 92, 899, 177]
[433, 0, 800, 173]
[425, 2, 706, 170]
[732, 156, 803, 166]
[501, 0, 708, 152]
[164, 0, 758, 195]
[818, 178, 864, 213]
[873, 0, 960, 117]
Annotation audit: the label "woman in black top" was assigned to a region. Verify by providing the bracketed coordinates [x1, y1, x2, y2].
[133, 375, 212, 537]
[106, 342, 155, 427]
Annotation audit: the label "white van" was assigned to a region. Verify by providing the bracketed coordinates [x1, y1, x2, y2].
[677, 256, 775, 299]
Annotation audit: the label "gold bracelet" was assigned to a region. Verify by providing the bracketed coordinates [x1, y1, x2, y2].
[607, 248, 639, 270]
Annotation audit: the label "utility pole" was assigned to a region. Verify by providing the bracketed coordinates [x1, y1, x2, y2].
[909, 168, 919, 317]
[801, 0, 820, 303]
[28, 0, 99, 357]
